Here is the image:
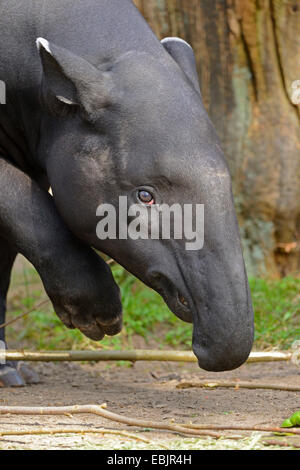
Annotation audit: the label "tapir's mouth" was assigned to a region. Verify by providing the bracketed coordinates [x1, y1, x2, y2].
[149, 273, 193, 323]
[164, 289, 193, 323]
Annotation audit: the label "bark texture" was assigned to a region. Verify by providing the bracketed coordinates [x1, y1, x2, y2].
[133, 0, 300, 277]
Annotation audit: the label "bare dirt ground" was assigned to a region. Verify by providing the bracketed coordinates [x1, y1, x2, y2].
[0, 359, 300, 449]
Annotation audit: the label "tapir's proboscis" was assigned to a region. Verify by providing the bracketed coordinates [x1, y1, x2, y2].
[0, 0, 254, 387]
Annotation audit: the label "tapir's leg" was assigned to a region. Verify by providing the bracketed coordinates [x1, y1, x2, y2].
[0, 238, 41, 387]
[0, 239, 25, 387]
[0, 157, 122, 352]
[0, 239, 16, 346]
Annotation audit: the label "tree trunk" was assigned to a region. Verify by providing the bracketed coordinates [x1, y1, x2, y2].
[133, 0, 300, 278]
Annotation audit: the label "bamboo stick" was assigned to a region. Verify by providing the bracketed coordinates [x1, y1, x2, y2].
[0, 349, 295, 364]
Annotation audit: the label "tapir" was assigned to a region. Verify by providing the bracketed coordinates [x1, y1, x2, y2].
[0, 0, 254, 387]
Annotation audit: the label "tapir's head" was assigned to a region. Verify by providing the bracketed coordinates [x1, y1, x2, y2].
[37, 37, 254, 371]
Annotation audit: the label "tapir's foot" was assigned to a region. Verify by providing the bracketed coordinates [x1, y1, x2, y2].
[0, 362, 40, 387]
[54, 302, 123, 341]
[0, 364, 25, 387]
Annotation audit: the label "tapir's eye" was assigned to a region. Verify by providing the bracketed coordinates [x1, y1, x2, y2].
[138, 189, 155, 205]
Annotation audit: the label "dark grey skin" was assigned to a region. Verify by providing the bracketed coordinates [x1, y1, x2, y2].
[0, 0, 254, 386]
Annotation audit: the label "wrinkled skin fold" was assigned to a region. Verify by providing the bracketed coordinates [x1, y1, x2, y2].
[0, 0, 254, 378]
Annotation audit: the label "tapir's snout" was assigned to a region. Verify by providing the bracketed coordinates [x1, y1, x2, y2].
[186, 218, 253, 371]
[176, 248, 253, 372]
[192, 281, 254, 372]
[191, 266, 254, 372]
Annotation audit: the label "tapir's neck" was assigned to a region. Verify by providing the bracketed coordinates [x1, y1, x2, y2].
[0, 0, 163, 175]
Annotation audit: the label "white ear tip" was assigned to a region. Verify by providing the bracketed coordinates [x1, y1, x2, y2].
[162, 37, 193, 50]
[36, 37, 52, 54]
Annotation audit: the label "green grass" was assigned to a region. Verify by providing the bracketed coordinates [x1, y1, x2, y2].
[6, 262, 300, 352]
[250, 276, 300, 349]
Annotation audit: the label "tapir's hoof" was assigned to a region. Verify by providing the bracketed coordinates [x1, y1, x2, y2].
[0, 362, 40, 387]
[0, 365, 25, 387]
[17, 362, 40, 385]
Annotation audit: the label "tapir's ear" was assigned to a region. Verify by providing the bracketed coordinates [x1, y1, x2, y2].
[36, 37, 111, 115]
[161, 37, 201, 95]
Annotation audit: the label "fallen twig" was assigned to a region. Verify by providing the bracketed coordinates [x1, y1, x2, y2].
[181, 422, 300, 436]
[0, 404, 232, 439]
[1, 404, 300, 438]
[261, 439, 300, 449]
[177, 380, 300, 392]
